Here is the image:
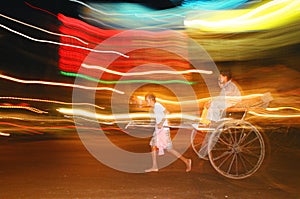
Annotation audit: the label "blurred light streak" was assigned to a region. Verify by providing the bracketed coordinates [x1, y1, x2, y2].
[78, 14, 119, 29]
[0, 13, 88, 45]
[79, 2, 184, 29]
[0, 74, 125, 94]
[0, 24, 128, 57]
[0, 96, 105, 110]
[248, 110, 300, 118]
[0, 123, 130, 136]
[136, 93, 270, 105]
[76, 0, 251, 30]
[64, 115, 102, 124]
[185, 20, 300, 61]
[0, 122, 42, 134]
[58, 14, 125, 77]
[0, 132, 10, 137]
[184, 0, 300, 32]
[266, 107, 300, 112]
[58, 14, 192, 82]
[0, 116, 72, 123]
[58, 13, 122, 37]
[24, 1, 57, 17]
[0, 122, 105, 135]
[57, 108, 200, 121]
[81, 63, 212, 76]
[181, 0, 249, 10]
[72, 0, 183, 17]
[60, 71, 195, 85]
[0, 105, 47, 114]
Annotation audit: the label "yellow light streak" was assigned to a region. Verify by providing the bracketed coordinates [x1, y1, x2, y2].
[266, 107, 300, 112]
[136, 93, 268, 105]
[81, 63, 213, 76]
[248, 110, 300, 118]
[56, 108, 200, 121]
[0, 74, 124, 94]
[184, 0, 300, 32]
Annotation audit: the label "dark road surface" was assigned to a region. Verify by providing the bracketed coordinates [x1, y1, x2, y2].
[0, 128, 299, 199]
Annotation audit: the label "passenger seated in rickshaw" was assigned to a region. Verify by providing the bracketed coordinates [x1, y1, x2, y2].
[200, 70, 241, 126]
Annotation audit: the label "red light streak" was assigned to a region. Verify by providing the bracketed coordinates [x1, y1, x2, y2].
[24, 1, 57, 17]
[57, 14, 191, 82]
[0, 122, 43, 135]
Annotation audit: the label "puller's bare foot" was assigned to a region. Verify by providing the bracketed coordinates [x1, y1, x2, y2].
[145, 168, 159, 173]
[186, 159, 192, 172]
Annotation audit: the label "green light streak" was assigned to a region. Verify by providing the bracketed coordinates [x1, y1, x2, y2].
[60, 71, 196, 85]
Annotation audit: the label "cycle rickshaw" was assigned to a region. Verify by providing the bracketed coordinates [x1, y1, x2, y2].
[126, 92, 273, 179]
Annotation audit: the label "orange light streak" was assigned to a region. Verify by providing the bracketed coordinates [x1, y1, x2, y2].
[0, 116, 72, 123]
[0, 122, 130, 135]
[0, 96, 105, 110]
[0, 105, 47, 114]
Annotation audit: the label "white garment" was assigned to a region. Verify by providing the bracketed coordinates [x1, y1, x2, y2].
[153, 102, 169, 130]
[156, 128, 169, 155]
[207, 80, 241, 122]
[149, 102, 172, 154]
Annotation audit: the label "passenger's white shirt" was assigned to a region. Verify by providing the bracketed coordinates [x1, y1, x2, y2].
[207, 80, 241, 122]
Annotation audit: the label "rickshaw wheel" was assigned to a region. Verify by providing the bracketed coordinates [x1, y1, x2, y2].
[191, 129, 209, 160]
[208, 119, 265, 179]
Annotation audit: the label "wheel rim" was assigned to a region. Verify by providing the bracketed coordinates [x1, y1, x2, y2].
[208, 120, 265, 179]
[191, 129, 209, 160]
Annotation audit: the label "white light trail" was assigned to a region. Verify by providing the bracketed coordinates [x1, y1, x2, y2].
[57, 108, 200, 121]
[0, 24, 129, 58]
[0, 13, 89, 45]
[0, 132, 10, 137]
[0, 74, 124, 94]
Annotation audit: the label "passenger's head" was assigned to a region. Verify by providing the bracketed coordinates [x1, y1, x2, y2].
[218, 70, 232, 87]
[145, 93, 156, 106]
[220, 70, 232, 81]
